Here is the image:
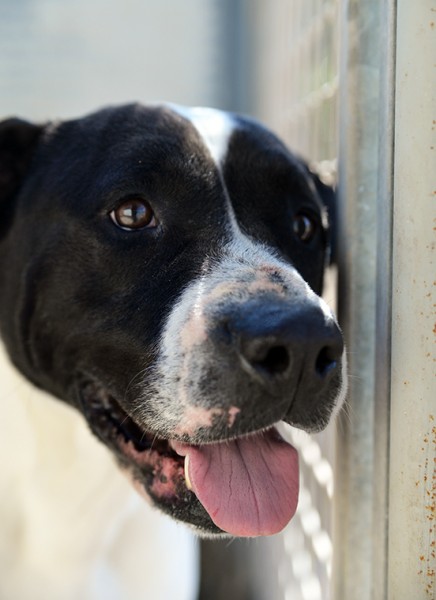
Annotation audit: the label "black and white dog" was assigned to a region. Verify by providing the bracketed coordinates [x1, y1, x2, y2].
[0, 104, 346, 539]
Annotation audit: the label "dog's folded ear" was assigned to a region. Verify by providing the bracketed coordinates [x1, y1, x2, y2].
[0, 118, 44, 235]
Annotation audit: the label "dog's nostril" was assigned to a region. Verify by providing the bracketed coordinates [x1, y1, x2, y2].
[315, 346, 338, 377]
[254, 345, 290, 376]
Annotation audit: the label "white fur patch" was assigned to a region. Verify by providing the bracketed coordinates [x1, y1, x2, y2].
[168, 104, 235, 165]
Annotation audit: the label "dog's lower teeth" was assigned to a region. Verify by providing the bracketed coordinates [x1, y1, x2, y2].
[184, 455, 193, 490]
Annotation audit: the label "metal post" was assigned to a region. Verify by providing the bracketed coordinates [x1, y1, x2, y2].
[387, 1, 436, 597]
[333, 1, 393, 597]
[372, 1, 396, 597]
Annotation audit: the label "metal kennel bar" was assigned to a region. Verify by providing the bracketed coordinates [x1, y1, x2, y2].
[333, 0, 395, 597]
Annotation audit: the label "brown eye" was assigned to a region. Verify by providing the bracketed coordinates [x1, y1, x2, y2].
[110, 198, 157, 230]
[292, 213, 317, 242]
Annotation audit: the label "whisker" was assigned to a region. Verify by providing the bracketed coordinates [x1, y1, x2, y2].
[149, 433, 160, 452]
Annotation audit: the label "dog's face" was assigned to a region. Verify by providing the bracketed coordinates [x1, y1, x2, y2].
[0, 104, 346, 537]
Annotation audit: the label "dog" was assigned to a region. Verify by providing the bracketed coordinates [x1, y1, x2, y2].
[0, 103, 347, 540]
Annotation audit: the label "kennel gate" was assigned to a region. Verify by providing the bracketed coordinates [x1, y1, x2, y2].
[249, 0, 436, 599]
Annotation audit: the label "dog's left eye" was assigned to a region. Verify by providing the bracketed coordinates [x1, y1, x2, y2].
[110, 198, 157, 230]
[292, 212, 317, 243]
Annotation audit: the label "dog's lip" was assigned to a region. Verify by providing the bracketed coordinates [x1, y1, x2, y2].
[80, 377, 272, 451]
[80, 380, 175, 454]
[80, 382, 224, 532]
[168, 424, 285, 453]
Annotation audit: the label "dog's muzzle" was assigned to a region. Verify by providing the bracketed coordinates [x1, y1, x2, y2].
[131, 253, 346, 537]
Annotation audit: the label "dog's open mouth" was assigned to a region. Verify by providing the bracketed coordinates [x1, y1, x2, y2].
[80, 380, 299, 537]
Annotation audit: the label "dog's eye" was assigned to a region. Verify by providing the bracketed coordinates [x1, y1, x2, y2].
[110, 199, 157, 230]
[292, 213, 317, 243]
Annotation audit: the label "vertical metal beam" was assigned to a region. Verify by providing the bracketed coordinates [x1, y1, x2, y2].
[388, 1, 436, 597]
[333, 1, 395, 598]
[372, 0, 396, 597]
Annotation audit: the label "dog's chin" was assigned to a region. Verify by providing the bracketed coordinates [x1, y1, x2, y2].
[78, 379, 225, 535]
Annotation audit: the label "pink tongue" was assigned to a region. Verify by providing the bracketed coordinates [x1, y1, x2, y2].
[184, 430, 299, 537]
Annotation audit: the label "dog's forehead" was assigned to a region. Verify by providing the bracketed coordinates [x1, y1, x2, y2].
[165, 105, 316, 197]
[43, 104, 305, 204]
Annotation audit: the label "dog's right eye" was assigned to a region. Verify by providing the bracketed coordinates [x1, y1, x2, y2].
[292, 212, 317, 243]
[110, 198, 157, 231]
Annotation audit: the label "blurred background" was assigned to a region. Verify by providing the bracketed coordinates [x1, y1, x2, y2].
[0, 0, 248, 120]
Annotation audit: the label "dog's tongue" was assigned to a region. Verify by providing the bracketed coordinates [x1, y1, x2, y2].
[177, 430, 299, 537]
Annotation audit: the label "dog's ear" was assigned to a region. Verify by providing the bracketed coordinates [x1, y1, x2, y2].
[0, 118, 44, 199]
[0, 118, 44, 235]
[309, 170, 337, 265]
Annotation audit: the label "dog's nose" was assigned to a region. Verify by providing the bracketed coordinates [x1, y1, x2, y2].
[219, 298, 343, 394]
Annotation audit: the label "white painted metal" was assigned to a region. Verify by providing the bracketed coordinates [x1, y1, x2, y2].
[388, 1, 436, 597]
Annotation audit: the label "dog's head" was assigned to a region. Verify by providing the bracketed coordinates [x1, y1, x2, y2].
[0, 104, 346, 537]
